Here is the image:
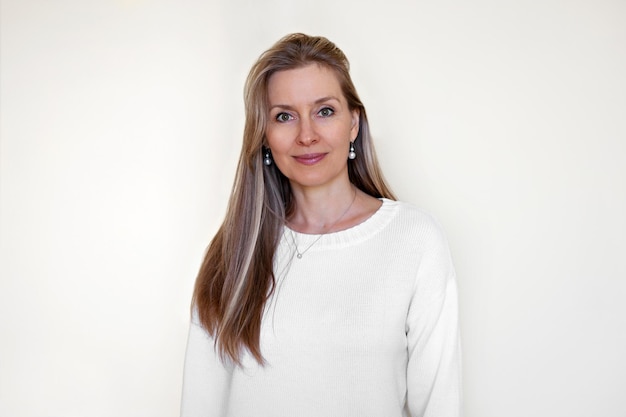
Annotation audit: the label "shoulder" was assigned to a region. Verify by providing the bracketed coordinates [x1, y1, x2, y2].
[386, 199, 439, 225]
[386, 201, 457, 302]
[382, 199, 449, 252]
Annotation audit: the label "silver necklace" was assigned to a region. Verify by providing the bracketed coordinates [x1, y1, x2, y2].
[289, 187, 357, 259]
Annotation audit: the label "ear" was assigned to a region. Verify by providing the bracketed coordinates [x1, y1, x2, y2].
[350, 109, 360, 140]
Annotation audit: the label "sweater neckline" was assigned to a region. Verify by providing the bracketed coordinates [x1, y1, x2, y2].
[282, 198, 399, 250]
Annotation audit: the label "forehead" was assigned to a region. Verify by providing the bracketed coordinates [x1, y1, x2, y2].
[267, 64, 344, 104]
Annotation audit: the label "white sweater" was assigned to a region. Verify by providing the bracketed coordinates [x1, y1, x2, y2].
[181, 199, 462, 417]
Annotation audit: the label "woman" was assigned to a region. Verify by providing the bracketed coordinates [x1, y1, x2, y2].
[182, 33, 462, 417]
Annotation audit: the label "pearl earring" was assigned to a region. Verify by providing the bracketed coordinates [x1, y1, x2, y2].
[264, 149, 272, 166]
[348, 142, 356, 160]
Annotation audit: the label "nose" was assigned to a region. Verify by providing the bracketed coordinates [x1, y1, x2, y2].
[296, 117, 318, 146]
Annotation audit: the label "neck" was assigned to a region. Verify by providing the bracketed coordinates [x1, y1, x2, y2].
[288, 183, 357, 234]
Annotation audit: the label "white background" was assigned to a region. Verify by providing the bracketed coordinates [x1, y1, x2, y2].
[1, 1, 625, 416]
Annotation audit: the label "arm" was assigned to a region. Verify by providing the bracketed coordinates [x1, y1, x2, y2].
[405, 225, 463, 417]
[180, 316, 233, 417]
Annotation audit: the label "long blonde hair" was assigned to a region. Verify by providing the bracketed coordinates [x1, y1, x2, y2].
[192, 33, 396, 365]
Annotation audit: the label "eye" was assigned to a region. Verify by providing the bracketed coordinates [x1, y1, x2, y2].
[275, 112, 293, 122]
[318, 107, 334, 117]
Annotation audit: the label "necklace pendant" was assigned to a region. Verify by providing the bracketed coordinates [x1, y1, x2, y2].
[296, 253, 303, 259]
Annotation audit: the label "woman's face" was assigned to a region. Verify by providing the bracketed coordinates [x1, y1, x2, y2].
[265, 64, 359, 192]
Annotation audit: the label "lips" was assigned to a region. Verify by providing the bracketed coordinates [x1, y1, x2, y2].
[293, 153, 326, 165]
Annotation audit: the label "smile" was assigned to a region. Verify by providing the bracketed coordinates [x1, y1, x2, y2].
[293, 153, 326, 165]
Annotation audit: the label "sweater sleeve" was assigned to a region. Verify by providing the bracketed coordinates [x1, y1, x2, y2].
[405, 222, 462, 417]
[180, 315, 232, 417]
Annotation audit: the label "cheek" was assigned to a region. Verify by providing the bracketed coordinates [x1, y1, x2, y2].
[265, 132, 293, 160]
[264, 127, 282, 149]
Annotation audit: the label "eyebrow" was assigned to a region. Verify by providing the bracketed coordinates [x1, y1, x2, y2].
[269, 96, 341, 111]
